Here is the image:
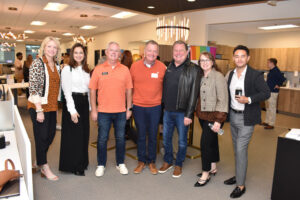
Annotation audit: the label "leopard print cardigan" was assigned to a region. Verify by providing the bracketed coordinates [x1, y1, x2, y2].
[28, 57, 61, 105]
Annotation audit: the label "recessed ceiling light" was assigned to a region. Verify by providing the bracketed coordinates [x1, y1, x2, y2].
[24, 30, 35, 34]
[31, 21, 47, 26]
[111, 11, 137, 19]
[80, 25, 97, 29]
[16, 39, 24, 42]
[43, 2, 68, 12]
[5, 27, 11, 30]
[147, 6, 155, 9]
[8, 7, 18, 11]
[258, 24, 299, 30]
[187, 0, 196, 2]
[55, 37, 61, 40]
[80, 14, 88, 18]
[51, 30, 56, 32]
[62, 33, 74, 36]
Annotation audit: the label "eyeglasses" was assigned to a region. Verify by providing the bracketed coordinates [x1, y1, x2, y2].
[199, 59, 211, 63]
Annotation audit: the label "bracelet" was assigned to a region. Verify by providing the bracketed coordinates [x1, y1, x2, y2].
[36, 108, 44, 113]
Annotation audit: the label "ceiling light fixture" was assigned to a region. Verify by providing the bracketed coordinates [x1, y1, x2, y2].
[187, 0, 196, 2]
[147, 6, 155, 9]
[258, 24, 299, 30]
[73, 35, 94, 45]
[62, 33, 74, 36]
[111, 11, 137, 19]
[156, 16, 190, 41]
[43, 2, 68, 12]
[24, 30, 35, 34]
[51, 30, 57, 32]
[267, 0, 277, 6]
[80, 25, 97, 30]
[0, 31, 27, 40]
[31, 21, 47, 26]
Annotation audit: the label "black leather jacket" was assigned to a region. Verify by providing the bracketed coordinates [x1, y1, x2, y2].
[163, 59, 201, 119]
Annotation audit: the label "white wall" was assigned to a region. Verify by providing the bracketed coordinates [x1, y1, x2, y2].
[208, 28, 247, 46]
[247, 30, 300, 48]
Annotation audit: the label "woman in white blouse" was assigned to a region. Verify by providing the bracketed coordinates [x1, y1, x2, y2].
[59, 43, 90, 176]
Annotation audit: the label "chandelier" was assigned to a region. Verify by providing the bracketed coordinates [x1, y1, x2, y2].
[73, 35, 94, 45]
[156, 16, 190, 41]
[0, 31, 27, 40]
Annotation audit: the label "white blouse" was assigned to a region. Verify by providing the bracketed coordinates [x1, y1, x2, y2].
[61, 65, 90, 115]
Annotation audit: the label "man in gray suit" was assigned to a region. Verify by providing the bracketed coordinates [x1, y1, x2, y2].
[224, 45, 270, 198]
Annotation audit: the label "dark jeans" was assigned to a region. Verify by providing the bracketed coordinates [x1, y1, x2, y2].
[163, 110, 189, 167]
[133, 104, 161, 163]
[29, 108, 57, 165]
[199, 119, 220, 172]
[97, 112, 126, 166]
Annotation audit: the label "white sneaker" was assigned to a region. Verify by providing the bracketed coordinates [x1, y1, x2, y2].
[116, 164, 128, 175]
[95, 165, 105, 177]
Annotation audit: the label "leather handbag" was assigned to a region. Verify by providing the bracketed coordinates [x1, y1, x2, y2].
[0, 159, 21, 192]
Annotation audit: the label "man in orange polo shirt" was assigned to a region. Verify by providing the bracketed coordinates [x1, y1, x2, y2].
[130, 40, 166, 174]
[89, 41, 133, 177]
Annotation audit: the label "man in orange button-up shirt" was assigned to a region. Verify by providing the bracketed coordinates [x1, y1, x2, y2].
[89, 41, 133, 177]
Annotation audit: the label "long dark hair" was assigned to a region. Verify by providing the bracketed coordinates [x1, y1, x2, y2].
[121, 50, 133, 68]
[198, 51, 220, 77]
[69, 43, 90, 73]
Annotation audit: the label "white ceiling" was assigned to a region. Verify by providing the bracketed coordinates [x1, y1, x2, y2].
[209, 18, 300, 34]
[0, 0, 155, 43]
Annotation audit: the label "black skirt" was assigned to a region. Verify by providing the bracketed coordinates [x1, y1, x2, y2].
[59, 94, 90, 172]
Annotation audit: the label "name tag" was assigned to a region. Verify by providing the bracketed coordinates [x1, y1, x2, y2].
[102, 72, 108, 75]
[151, 73, 158, 78]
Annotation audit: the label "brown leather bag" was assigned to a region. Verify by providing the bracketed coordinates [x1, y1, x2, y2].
[0, 159, 21, 192]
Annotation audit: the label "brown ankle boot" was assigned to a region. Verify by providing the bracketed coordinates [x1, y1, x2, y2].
[134, 162, 145, 174]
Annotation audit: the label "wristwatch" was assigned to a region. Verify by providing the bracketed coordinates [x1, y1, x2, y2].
[128, 107, 133, 111]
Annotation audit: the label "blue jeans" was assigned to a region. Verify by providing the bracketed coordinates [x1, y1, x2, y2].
[163, 111, 189, 167]
[97, 112, 126, 166]
[133, 105, 161, 163]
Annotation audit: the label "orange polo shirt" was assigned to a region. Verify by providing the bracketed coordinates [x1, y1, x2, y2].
[130, 59, 166, 107]
[89, 61, 133, 113]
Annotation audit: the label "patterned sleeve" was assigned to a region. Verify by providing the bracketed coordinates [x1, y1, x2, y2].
[28, 59, 44, 104]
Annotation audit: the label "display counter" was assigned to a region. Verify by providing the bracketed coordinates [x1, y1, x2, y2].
[277, 87, 300, 115]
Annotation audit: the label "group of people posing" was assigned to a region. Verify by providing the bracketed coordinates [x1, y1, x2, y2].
[27, 36, 270, 199]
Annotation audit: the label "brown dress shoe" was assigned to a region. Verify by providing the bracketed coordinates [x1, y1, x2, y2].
[149, 163, 158, 175]
[158, 162, 173, 174]
[264, 125, 274, 129]
[134, 162, 145, 174]
[260, 122, 269, 126]
[172, 166, 182, 178]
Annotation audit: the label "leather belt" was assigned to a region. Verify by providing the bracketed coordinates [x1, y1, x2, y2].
[72, 92, 88, 96]
[231, 108, 244, 114]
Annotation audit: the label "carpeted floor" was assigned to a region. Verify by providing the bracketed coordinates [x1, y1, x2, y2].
[17, 96, 300, 200]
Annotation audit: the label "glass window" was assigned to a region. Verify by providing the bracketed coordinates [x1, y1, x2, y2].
[0, 46, 15, 64]
[26, 45, 40, 59]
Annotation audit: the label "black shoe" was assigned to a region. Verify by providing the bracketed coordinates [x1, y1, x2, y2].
[197, 169, 217, 177]
[230, 186, 246, 198]
[74, 171, 85, 176]
[194, 176, 211, 187]
[224, 176, 236, 185]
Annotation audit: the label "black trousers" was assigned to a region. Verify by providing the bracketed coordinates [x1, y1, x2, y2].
[199, 119, 220, 172]
[59, 94, 90, 172]
[29, 108, 57, 165]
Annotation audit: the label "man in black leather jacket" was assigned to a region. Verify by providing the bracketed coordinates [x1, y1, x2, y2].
[158, 40, 200, 178]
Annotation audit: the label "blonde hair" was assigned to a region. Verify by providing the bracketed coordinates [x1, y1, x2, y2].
[39, 36, 61, 64]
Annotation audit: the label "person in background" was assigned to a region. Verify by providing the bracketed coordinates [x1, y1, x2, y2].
[23, 54, 33, 98]
[89, 41, 133, 177]
[194, 52, 228, 187]
[121, 50, 133, 69]
[159, 40, 200, 178]
[14, 52, 23, 95]
[130, 40, 166, 175]
[224, 45, 270, 198]
[28, 36, 61, 181]
[59, 43, 90, 176]
[261, 58, 286, 129]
